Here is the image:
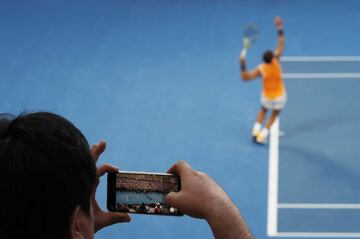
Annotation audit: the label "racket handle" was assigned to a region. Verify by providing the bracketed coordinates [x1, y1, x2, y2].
[243, 37, 251, 49]
[240, 48, 247, 59]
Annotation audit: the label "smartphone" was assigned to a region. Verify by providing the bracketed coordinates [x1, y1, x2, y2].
[107, 171, 183, 216]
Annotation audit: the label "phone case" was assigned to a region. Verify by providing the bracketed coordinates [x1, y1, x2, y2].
[107, 171, 183, 216]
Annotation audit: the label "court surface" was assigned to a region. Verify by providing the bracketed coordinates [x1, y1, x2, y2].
[269, 57, 360, 238]
[1, 1, 360, 238]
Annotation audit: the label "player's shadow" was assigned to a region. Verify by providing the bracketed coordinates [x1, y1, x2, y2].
[280, 114, 360, 138]
[280, 144, 360, 194]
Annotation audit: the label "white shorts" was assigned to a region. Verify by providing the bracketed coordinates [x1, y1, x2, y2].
[261, 93, 287, 110]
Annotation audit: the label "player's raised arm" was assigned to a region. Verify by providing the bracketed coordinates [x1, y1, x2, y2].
[240, 54, 261, 81]
[274, 16, 284, 59]
[240, 26, 261, 81]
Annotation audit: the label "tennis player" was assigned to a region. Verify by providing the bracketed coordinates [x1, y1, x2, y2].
[240, 16, 286, 144]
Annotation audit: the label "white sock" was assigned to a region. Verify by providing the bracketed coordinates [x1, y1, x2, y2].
[260, 128, 269, 138]
[252, 122, 261, 136]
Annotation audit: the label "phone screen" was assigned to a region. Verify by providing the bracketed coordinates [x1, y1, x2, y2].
[107, 171, 182, 216]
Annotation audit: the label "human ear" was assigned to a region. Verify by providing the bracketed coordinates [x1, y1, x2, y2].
[68, 206, 84, 239]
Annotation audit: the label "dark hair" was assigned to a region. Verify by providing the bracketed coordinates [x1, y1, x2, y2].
[0, 112, 96, 239]
[263, 50, 274, 63]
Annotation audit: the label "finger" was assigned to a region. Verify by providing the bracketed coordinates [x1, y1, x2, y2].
[108, 212, 131, 223]
[165, 191, 181, 207]
[95, 213, 131, 232]
[91, 140, 106, 161]
[167, 160, 192, 175]
[102, 212, 131, 227]
[97, 163, 119, 178]
[91, 140, 107, 162]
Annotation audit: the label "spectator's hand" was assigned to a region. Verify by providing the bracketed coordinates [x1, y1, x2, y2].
[91, 141, 131, 233]
[165, 161, 253, 239]
[165, 161, 234, 220]
[274, 16, 283, 29]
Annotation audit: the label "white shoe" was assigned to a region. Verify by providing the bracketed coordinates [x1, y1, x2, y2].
[256, 133, 267, 144]
[252, 123, 261, 141]
[256, 128, 269, 145]
[252, 130, 260, 141]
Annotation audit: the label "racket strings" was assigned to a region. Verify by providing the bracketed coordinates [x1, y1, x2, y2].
[243, 24, 259, 44]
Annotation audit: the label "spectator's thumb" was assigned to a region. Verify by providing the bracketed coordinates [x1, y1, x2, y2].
[165, 191, 180, 207]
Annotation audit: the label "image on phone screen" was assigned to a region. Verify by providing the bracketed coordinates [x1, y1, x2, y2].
[107, 171, 182, 216]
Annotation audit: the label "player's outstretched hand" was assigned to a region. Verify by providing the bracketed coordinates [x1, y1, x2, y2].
[91, 141, 131, 233]
[165, 161, 253, 239]
[274, 16, 283, 29]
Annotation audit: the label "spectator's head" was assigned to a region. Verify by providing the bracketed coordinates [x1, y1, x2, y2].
[0, 112, 96, 239]
[263, 50, 274, 64]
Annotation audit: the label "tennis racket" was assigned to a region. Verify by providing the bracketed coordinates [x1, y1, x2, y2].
[241, 23, 259, 58]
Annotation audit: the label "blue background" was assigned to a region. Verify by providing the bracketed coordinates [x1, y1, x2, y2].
[1, 0, 360, 238]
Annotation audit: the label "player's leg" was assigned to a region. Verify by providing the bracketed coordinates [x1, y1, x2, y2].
[252, 107, 267, 140]
[255, 93, 286, 144]
[265, 109, 280, 129]
[256, 110, 280, 144]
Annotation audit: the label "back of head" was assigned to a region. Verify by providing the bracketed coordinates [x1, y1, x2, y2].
[0, 112, 96, 239]
[263, 50, 274, 64]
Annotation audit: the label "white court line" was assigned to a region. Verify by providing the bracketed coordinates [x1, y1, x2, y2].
[283, 73, 360, 79]
[267, 56, 360, 237]
[282, 56, 360, 79]
[275, 232, 360, 238]
[282, 56, 360, 62]
[267, 118, 279, 236]
[278, 203, 360, 209]
[267, 122, 360, 237]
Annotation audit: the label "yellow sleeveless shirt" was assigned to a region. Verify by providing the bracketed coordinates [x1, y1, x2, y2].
[258, 59, 286, 99]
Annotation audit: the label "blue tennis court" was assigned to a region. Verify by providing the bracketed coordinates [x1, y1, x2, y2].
[1, 1, 360, 238]
[268, 57, 360, 238]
